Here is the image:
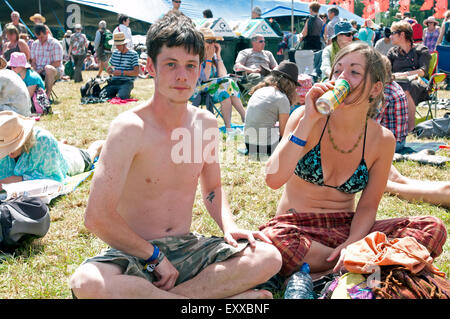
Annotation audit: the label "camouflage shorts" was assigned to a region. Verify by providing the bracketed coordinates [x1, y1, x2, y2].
[82, 232, 248, 286]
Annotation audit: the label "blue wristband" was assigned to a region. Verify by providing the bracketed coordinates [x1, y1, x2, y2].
[145, 245, 159, 263]
[288, 132, 307, 147]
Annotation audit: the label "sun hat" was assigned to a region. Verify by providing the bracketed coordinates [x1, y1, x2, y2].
[199, 27, 224, 41]
[64, 30, 72, 38]
[262, 61, 300, 86]
[109, 32, 129, 46]
[424, 16, 439, 26]
[331, 21, 357, 40]
[7, 52, 31, 69]
[29, 13, 46, 23]
[74, 23, 82, 30]
[0, 57, 6, 70]
[0, 111, 35, 159]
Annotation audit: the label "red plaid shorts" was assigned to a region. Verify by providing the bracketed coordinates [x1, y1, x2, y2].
[259, 212, 447, 276]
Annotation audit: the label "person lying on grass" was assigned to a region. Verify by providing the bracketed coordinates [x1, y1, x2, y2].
[70, 11, 281, 299]
[0, 110, 104, 189]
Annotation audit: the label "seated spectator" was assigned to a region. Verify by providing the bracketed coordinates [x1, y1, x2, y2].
[244, 62, 299, 156]
[374, 27, 394, 56]
[99, 32, 139, 100]
[375, 56, 408, 152]
[260, 42, 446, 278]
[84, 52, 98, 70]
[0, 64, 31, 116]
[0, 111, 104, 189]
[94, 20, 112, 78]
[190, 28, 245, 133]
[388, 21, 431, 132]
[320, 21, 356, 79]
[2, 24, 30, 62]
[30, 24, 63, 98]
[69, 24, 89, 83]
[8, 52, 49, 113]
[234, 34, 278, 90]
[422, 16, 440, 52]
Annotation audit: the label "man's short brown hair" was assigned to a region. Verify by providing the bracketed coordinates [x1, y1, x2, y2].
[309, 2, 321, 13]
[146, 11, 204, 64]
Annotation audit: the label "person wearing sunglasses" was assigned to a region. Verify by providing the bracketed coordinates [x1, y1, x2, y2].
[234, 34, 278, 91]
[387, 20, 431, 132]
[320, 21, 356, 80]
[172, 0, 182, 11]
[190, 28, 246, 133]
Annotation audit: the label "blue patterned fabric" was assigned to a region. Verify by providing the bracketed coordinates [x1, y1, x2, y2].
[294, 117, 369, 194]
[0, 127, 69, 182]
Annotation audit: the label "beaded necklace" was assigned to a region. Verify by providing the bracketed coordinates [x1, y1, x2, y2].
[327, 116, 367, 154]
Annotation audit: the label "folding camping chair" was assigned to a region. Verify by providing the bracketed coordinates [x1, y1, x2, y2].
[417, 51, 447, 120]
[191, 90, 224, 122]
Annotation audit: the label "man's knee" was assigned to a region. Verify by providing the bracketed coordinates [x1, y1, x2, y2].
[245, 241, 282, 276]
[70, 262, 118, 299]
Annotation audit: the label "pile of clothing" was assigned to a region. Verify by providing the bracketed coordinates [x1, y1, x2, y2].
[314, 232, 450, 299]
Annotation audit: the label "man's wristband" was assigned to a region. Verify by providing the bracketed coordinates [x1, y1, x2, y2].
[205, 59, 213, 64]
[288, 132, 307, 147]
[145, 245, 159, 264]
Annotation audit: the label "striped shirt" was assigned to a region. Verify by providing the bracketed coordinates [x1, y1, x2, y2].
[30, 37, 63, 73]
[109, 49, 139, 80]
[376, 81, 409, 143]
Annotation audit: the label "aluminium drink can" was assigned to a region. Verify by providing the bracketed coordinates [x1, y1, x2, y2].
[315, 79, 351, 115]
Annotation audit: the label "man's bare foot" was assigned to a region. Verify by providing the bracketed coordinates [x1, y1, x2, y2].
[227, 289, 273, 299]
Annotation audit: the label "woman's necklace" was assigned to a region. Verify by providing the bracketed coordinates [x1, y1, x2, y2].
[327, 116, 367, 154]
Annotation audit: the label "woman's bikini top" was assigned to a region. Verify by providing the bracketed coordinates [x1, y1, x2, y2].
[294, 116, 369, 194]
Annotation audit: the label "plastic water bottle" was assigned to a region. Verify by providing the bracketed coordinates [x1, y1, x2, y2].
[284, 263, 315, 299]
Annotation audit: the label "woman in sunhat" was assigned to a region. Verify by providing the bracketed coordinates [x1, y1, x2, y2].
[190, 27, 246, 133]
[423, 16, 440, 51]
[8, 52, 45, 100]
[244, 61, 299, 156]
[0, 111, 104, 189]
[320, 21, 356, 79]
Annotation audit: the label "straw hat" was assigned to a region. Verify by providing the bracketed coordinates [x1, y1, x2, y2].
[109, 32, 129, 46]
[29, 13, 46, 23]
[262, 61, 300, 86]
[424, 16, 439, 26]
[7, 52, 31, 69]
[0, 111, 35, 159]
[199, 27, 224, 41]
[0, 57, 6, 70]
[394, 12, 403, 20]
[64, 30, 72, 38]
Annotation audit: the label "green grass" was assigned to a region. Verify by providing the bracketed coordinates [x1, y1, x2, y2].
[0, 71, 448, 298]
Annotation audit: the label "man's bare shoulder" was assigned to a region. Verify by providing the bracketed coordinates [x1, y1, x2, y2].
[188, 102, 218, 129]
[107, 103, 150, 142]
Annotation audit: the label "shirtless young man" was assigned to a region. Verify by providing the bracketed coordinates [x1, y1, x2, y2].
[70, 12, 281, 299]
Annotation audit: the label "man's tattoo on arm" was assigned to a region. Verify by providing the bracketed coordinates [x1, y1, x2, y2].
[206, 191, 215, 203]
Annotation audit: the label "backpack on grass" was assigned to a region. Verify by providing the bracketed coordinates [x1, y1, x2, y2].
[0, 196, 50, 252]
[80, 77, 106, 98]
